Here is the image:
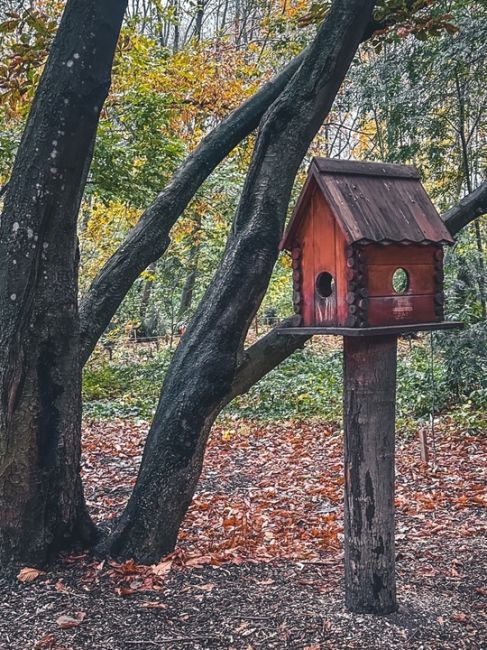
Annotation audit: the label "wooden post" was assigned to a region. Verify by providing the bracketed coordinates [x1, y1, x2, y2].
[343, 335, 398, 614]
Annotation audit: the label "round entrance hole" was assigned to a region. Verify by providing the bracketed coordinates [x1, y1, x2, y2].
[315, 271, 335, 298]
[392, 267, 409, 294]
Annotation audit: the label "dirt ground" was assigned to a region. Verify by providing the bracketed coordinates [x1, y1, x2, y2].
[0, 418, 485, 649]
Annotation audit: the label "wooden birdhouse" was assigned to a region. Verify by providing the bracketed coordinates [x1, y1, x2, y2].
[280, 158, 454, 329]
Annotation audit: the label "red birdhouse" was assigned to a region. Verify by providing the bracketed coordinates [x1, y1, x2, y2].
[280, 158, 454, 328]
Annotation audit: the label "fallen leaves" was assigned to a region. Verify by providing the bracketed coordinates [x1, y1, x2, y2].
[34, 634, 58, 649]
[151, 558, 174, 576]
[79, 416, 487, 594]
[450, 612, 469, 624]
[17, 567, 45, 583]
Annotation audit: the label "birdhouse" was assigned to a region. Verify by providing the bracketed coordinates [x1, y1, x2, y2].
[280, 158, 454, 328]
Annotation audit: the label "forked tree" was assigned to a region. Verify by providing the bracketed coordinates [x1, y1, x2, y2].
[0, 0, 486, 565]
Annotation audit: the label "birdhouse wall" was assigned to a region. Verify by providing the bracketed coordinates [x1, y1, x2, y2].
[293, 189, 348, 326]
[361, 243, 444, 326]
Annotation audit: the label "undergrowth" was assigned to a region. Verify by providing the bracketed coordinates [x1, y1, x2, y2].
[82, 336, 486, 432]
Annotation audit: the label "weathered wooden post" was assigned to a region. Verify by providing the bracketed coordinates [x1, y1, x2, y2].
[278, 157, 461, 613]
[343, 335, 397, 613]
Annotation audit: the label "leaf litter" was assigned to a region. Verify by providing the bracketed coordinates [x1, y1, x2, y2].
[0, 416, 485, 648]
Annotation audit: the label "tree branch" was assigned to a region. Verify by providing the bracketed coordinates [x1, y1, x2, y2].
[225, 316, 309, 404]
[443, 180, 487, 236]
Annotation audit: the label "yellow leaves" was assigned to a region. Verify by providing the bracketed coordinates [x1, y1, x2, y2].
[140, 270, 156, 282]
[80, 200, 141, 286]
[351, 118, 377, 160]
[110, 31, 259, 148]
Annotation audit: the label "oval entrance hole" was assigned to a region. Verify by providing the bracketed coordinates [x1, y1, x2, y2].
[392, 268, 409, 294]
[316, 272, 335, 298]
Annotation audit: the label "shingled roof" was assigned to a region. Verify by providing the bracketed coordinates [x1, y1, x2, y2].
[280, 158, 454, 249]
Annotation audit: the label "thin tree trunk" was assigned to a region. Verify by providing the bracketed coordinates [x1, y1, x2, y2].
[177, 260, 198, 320]
[100, 0, 375, 563]
[194, 0, 205, 41]
[139, 263, 157, 331]
[0, 0, 127, 565]
[177, 218, 202, 320]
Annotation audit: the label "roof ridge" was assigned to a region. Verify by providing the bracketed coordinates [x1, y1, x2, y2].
[312, 157, 420, 180]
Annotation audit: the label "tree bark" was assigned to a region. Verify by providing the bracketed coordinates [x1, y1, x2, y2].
[101, 0, 375, 563]
[443, 180, 487, 236]
[343, 336, 397, 614]
[0, 0, 127, 565]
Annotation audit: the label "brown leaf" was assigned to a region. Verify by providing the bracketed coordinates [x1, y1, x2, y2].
[185, 555, 212, 567]
[451, 612, 468, 624]
[115, 586, 138, 597]
[17, 567, 45, 583]
[34, 634, 57, 649]
[56, 612, 86, 629]
[151, 558, 173, 576]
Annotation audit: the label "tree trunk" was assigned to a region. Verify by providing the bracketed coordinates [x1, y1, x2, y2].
[0, 0, 127, 565]
[101, 0, 375, 563]
[177, 264, 198, 320]
[343, 336, 397, 614]
[138, 263, 157, 335]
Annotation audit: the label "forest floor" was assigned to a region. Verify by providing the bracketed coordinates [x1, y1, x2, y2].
[0, 417, 486, 649]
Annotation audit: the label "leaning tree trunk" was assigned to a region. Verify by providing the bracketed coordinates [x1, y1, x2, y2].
[0, 0, 127, 565]
[102, 0, 375, 563]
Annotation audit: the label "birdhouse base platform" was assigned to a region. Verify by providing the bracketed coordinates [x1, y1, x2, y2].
[277, 321, 463, 337]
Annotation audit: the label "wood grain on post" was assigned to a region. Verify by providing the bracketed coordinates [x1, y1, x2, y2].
[343, 335, 397, 614]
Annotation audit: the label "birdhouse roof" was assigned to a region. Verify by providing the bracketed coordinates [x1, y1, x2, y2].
[280, 158, 454, 249]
